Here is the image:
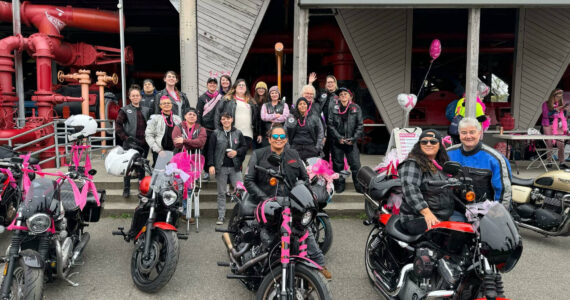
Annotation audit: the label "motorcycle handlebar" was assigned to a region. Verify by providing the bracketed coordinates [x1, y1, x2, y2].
[427, 178, 459, 187]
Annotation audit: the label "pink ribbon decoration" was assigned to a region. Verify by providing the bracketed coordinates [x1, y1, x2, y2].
[442, 136, 452, 147]
[405, 95, 415, 108]
[170, 152, 205, 198]
[307, 159, 339, 194]
[235, 181, 247, 192]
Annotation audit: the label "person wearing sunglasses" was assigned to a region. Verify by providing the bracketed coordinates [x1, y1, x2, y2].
[145, 95, 182, 167]
[398, 129, 455, 235]
[327, 87, 364, 193]
[244, 125, 331, 279]
[447, 118, 512, 217]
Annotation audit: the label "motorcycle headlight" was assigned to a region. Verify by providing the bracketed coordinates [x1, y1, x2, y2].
[301, 211, 313, 226]
[26, 213, 52, 234]
[161, 190, 178, 207]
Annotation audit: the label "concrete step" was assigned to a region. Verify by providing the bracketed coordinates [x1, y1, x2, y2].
[96, 178, 356, 190]
[101, 201, 365, 218]
[104, 188, 365, 204]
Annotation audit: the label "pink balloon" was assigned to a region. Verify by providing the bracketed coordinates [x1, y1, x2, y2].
[430, 39, 441, 61]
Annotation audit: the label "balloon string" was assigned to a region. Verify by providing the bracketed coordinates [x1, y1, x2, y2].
[417, 61, 433, 97]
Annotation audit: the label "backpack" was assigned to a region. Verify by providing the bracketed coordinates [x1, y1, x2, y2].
[445, 99, 459, 122]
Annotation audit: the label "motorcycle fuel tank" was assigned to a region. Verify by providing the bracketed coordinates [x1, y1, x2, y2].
[534, 170, 570, 193]
[512, 186, 532, 204]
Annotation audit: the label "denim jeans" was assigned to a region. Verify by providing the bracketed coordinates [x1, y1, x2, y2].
[215, 167, 242, 219]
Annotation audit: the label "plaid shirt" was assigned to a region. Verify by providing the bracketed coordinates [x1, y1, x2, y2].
[398, 160, 429, 222]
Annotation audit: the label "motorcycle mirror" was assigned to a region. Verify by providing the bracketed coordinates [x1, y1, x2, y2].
[442, 161, 462, 175]
[268, 153, 282, 167]
[88, 169, 97, 176]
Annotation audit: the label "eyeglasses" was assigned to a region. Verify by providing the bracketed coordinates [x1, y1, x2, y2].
[237, 84, 247, 87]
[420, 139, 439, 145]
[160, 102, 172, 106]
[271, 134, 287, 140]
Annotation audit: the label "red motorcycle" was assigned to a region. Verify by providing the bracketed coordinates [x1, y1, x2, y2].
[361, 161, 522, 300]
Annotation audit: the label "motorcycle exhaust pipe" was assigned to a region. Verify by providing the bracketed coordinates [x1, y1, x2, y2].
[221, 233, 251, 259]
[426, 290, 455, 299]
[374, 263, 413, 298]
[71, 232, 91, 264]
[516, 219, 570, 237]
[55, 239, 79, 287]
[222, 233, 233, 250]
[237, 252, 268, 273]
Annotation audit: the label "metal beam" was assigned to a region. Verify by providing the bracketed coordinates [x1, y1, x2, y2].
[180, 0, 198, 107]
[465, 8, 480, 119]
[13, 0, 24, 127]
[299, 0, 570, 8]
[293, 0, 309, 103]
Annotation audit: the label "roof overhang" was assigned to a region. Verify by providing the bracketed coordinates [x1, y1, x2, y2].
[299, 0, 570, 8]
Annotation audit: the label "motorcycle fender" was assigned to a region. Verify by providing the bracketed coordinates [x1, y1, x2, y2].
[134, 222, 177, 240]
[316, 212, 329, 218]
[20, 249, 44, 269]
[290, 256, 323, 270]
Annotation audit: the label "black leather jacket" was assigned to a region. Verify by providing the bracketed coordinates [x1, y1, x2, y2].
[206, 127, 248, 173]
[196, 92, 222, 130]
[153, 89, 190, 118]
[327, 102, 364, 143]
[244, 147, 308, 202]
[317, 89, 338, 123]
[214, 97, 261, 137]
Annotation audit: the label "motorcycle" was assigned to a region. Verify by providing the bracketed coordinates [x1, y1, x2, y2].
[112, 150, 188, 293]
[304, 157, 349, 255]
[357, 166, 402, 220]
[217, 153, 331, 300]
[0, 150, 105, 299]
[361, 161, 523, 300]
[511, 170, 570, 236]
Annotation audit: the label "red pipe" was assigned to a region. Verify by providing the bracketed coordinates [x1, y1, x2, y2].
[0, 34, 26, 128]
[308, 25, 354, 81]
[0, 1, 121, 37]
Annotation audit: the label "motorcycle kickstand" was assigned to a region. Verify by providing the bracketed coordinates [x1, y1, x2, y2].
[64, 272, 80, 287]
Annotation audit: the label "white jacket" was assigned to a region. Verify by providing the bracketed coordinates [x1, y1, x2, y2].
[145, 113, 182, 153]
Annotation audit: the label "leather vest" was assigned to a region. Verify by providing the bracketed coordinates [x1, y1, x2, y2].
[120, 104, 149, 138]
[263, 102, 285, 132]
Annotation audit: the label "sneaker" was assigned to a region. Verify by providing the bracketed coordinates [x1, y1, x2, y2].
[216, 217, 224, 225]
[319, 267, 332, 280]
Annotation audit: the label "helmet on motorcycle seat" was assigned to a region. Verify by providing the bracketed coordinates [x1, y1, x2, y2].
[64, 115, 98, 141]
[104, 146, 140, 176]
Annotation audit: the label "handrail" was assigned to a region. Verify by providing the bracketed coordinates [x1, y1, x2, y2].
[0, 121, 58, 143]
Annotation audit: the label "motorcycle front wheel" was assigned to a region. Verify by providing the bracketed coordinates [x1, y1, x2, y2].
[313, 216, 333, 255]
[131, 229, 180, 293]
[3, 254, 44, 300]
[256, 264, 331, 300]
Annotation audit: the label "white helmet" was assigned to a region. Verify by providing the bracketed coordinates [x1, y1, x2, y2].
[64, 115, 98, 141]
[105, 146, 140, 176]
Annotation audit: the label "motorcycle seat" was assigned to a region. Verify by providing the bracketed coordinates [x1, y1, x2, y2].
[386, 215, 423, 243]
[369, 178, 401, 200]
[238, 193, 258, 217]
[511, 176, 534, 187]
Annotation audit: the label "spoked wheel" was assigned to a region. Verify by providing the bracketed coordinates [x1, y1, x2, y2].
[313, 216, 333, 255]
[131, 229, 179, 293]
[256, 264, 331, 300]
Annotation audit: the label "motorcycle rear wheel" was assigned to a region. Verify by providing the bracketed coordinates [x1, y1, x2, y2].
[313, 216, 333, 255]
[131, 229, 179, 293]
[256, 264, 331, 300]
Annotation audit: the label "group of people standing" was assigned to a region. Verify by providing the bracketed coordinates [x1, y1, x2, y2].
[115, 71, 365, 226]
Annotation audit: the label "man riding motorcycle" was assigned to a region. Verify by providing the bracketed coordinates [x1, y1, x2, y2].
[244, 125, 331, 279]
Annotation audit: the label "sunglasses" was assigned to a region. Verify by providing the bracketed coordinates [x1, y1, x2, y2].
[420, 139, 439, 145]
[271, 134, 287, 140]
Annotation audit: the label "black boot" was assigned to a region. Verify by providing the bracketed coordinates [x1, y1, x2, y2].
[334, 179, 345, 194]
[353, 174, 364, 194]
[123, 176, 130, 198]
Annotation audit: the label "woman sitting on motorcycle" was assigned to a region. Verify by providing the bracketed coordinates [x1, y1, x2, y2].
[398, 129, 455, 235]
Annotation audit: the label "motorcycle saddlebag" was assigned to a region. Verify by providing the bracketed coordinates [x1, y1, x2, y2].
[356, 166, 381, 191]
[83, 189, 106, 222]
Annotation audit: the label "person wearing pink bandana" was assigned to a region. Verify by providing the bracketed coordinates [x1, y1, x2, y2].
[197, 77, 223, 180]
[327, 87, 363, 194]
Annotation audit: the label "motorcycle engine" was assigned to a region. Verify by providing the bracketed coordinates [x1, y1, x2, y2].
[531, 189, 567, 229]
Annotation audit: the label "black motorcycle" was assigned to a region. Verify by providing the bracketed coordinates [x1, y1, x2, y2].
[113, 150, 188, 293]
[0, 146, 33, 228]
[361, 162, 523, 300]
[357, 166, 402, 220]
[0, 154, 105, 300]
[217, 154, 331, 300]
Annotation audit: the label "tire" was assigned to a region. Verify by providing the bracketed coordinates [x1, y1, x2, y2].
[313, 216, 333, 255]
[4, 255, 44, 300]
[365, 197, 377, 220]
[256, 264, 331, 300]
[131, 229, 180, 293]
[364, 227, 381, 284]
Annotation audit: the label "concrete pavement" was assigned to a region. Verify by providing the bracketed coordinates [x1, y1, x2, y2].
[0, 217, 567, 299]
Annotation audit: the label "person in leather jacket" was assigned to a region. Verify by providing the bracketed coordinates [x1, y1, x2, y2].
[260, 85, 289, 146]
[286, 97, 323, 161]
[153, 71, 190, 119]
[327, 87, 364, 193]
[196, 77, 223, 180]
[308, 73, 339, 161]
[398, 129, 454, 235]
[244, 126, 331, 279]
[141, 79, 157, 115]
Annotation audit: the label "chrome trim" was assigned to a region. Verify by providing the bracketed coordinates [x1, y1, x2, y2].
[426, 290, 455, 299]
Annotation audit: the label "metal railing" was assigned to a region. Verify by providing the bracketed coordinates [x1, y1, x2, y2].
[0, 119, 116, 168]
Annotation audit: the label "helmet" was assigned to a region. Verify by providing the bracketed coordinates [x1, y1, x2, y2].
[104, 146, 140, 176]
[64, 115, 98, 141]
